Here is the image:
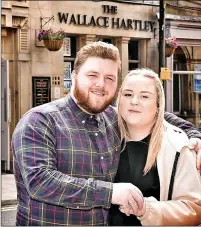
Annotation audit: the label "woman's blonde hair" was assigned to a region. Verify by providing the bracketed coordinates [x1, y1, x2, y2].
[116, 68, 165, 174]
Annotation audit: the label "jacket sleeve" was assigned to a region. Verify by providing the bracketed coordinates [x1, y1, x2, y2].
[12, 111, 113, 210]
[164, 112, 201, 139]
[138, 146, 201, 226]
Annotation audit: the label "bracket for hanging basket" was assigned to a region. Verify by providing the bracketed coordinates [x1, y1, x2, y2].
[40, 16, 54, 30]
[43, 39, 63, 51]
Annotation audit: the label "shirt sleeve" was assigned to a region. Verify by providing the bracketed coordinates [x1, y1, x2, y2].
[12, 111, 113, 210]
[164, 112, 201, 139]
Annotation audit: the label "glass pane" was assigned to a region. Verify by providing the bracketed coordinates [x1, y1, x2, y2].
[63, 60, 74, 96]
[63, 36, 77, 58]
[64, 62, 72, 80]
[129, 63, 139, 70]
[173, 74, 180, 112]
[64, 80, 72, 95]
[173, 47, 187, 71]
[173, 46, 201, 128]
[102, 38, 112, 44]
[71, 36, 77, 58]
[129, 40, 139, 60]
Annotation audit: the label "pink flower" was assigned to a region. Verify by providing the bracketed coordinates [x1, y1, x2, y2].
[165, 37, 178, 49]
[37, 28, 67, 41]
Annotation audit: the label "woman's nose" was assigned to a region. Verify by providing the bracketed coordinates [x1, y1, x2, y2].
[131, 95, 139, 105]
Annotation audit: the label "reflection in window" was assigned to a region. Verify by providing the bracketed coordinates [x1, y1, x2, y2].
[129, 63, 139, 70]
[63, 36, 77, 95]
[128, 40, 140, 71]
[173, 46, 201, 128]
[173, 47, 187, 114]
[129, 40, 138, 60]
[102, 38, 112, 44]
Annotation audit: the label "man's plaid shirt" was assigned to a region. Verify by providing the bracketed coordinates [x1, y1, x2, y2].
[12, 95, 121, 226]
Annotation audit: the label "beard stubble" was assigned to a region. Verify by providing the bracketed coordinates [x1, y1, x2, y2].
[73, 79, 116, 114]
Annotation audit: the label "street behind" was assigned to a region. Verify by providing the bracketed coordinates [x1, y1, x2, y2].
[1, 174, 17, 226]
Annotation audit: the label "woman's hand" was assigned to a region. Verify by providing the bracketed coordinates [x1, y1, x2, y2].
[119, 199, 146, 217]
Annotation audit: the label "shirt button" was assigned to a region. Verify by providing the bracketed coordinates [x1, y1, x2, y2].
[77, 206, 79, 208]
[82, 120, 85, 124]
[90, 115, 93, 118]
[95, 133, 98, 136]
[101, 156, 104, 160]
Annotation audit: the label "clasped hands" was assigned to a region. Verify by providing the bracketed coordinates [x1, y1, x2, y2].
[111, 183, 146, 217]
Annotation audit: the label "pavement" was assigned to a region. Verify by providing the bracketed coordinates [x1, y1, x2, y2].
[1, 173, 18, 206]
[1, 204, 17, 226]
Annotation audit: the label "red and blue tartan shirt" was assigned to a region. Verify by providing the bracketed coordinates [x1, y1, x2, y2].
[12, 94, 121, 226]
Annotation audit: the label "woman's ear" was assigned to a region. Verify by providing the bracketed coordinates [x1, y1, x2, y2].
[156, 108, 159, 114]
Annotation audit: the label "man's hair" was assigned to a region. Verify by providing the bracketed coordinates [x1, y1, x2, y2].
[116, 68, 165, 175]
[74, 41, 121, 76]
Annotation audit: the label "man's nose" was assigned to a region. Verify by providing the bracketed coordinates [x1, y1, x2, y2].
[95, 77, 105, 88]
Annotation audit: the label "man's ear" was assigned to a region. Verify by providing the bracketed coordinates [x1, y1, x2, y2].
[71, 71, 76, 89]
[118, 88, 122, 95]
[72, 70, 76, 79]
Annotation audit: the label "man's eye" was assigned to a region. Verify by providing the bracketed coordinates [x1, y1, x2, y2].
[88, 74, 96, 77]
[106, 77, 114, 81]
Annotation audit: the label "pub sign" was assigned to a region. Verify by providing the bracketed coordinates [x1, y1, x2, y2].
[32, 77, 51, 107]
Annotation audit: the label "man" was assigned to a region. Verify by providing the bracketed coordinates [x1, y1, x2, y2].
[12, 42, 201, 226]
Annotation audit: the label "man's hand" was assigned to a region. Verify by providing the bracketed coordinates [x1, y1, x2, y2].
[189, 138, 201, 174]
[111, 183, 144, 216]
[119, 199, 146, 217]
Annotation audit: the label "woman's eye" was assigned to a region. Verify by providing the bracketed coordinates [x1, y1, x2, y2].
[88, 74, 95, 77]
[123, 93, 132, 97]
[142, 95, 149, 99]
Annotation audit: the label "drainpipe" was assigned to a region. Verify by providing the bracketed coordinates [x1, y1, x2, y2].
[159, 0, 166, 76]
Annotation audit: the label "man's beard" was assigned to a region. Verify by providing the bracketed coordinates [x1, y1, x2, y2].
[73, 79, 116, 114]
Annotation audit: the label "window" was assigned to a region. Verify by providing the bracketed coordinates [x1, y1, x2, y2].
[96, 37, 113, 44]
[63, 36, 77, 95]
[128, 40, 140, 70]
[173, 47, 188, 114]
[102, 38, 112, 44]
[172, 69, 180, 113]
[172, 46, 201, 128]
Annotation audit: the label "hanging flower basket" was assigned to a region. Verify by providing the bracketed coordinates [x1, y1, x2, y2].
[164, 37, 178, 57]
[165, 46, 175, 57]
[43, 39, 63, 51]
[38, 28, 67, 52]
[156, 36, 178, 57]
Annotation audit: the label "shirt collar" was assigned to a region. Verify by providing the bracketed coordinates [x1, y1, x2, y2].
[65, 94, 103, 125]
[70, 90, 94, 115]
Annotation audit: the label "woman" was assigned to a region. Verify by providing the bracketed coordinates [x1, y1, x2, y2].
[109, 68, 201, 226]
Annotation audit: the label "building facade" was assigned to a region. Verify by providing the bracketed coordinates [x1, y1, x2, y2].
[165, 1, 201, 128]
[1, 0, 201, 169]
